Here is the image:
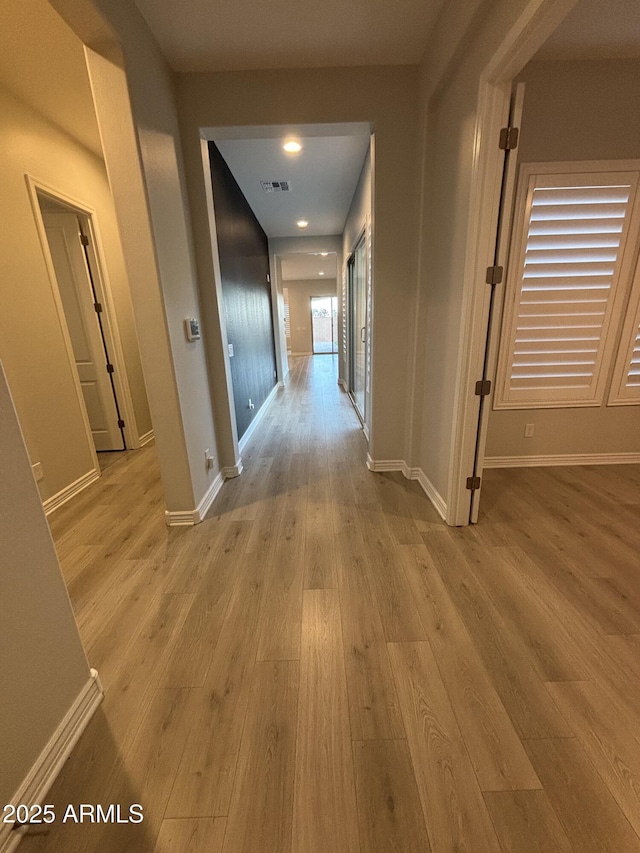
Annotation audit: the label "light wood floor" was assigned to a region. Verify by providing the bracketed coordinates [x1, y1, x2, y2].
[24, 355, 640, 852]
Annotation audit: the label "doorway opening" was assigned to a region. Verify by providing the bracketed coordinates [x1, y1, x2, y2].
[448, 0, 640, 525]
[311, 296, 338, 354]
[35, 190, 129, 458]
[201, 122, 372, 464]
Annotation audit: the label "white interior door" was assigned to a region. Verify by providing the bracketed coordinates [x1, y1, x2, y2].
[43, 211, 124, 451]
[470, 83, 526, 522]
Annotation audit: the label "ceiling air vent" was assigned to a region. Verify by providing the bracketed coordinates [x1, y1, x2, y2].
[261, 180, 291, 193]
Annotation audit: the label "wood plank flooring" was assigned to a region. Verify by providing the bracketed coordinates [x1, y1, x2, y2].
[22, 355, 640, 852]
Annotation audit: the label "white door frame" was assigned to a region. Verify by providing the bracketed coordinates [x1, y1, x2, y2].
[26, 174, 142, 454]
[446, 0, 579, 526]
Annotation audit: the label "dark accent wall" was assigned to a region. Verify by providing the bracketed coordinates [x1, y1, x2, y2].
[208, 142, 277, 440]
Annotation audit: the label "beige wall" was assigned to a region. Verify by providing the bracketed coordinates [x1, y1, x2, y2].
[286, 279, 338, 355]
[0, 361, 91, 804]
[175, 66, 420, 461]
[43, 0, 231, 511]
[486, 59, 640, 460]
[61, 0, 226, 511]
[0, 85, 150, 502]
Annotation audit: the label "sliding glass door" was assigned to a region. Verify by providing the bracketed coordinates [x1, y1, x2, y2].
[348, 234, 367, 421]
[311, 296, 338, 354]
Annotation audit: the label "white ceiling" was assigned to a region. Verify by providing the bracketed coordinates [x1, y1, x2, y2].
[280, 253, 338, 281]
[535, 0, 640, 60]
[213, 128, 370, 238]
[0, 0, 102, 156]
[133, 0, 446, 72]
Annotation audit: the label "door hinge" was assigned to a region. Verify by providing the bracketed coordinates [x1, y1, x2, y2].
[486, 265, 503, 286]
[79, 234, 89, 246]
[94, 302, 102, 314]
[466, 476, 481, 490]
[499, 126, 519, 151]
[475, 379, 492, 397]
[117, 419, 125, 429]
[106, 363, 114, 374]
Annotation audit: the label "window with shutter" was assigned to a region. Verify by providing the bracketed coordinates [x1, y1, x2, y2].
[283, 287, 291, 339]
[608, 256, 640, 405]
[494, 163, 640, 409]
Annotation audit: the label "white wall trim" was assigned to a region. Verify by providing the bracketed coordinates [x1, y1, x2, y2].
[365, 457, 449, 522]
[137, 429, 155, 447]
[407, 467, 448, 522]
[238, 382, 279, 454]
[195, 471, 225, 520]
[164, 470, 225, 526]
[484, 452, 640, 469]
[337, 378, 348, 391]
[43, 468, 100, 515]
[0, 669, 103, 853]
[222, 460, 243, 478]
[366, 455, 405, 472]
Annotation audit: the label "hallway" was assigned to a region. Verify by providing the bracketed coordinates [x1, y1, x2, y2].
[25, 356, 640, 852]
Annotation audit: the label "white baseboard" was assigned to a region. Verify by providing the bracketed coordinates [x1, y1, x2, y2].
[362, 423, 370, 442]
[164, 471, 224, 526]
[406, 467, 448, 522]
[195, 471, 225, 521]
[222, 460, 243, 479]
[0, 669, 103, 853]
[137, 429, 155, 447]
[484, 452, 640, 469]
[43, 468, 100, 516]
[278, 368, 289, 388]
[366, 457, 448, 522]
[366, 455, 405, 472]
[238, 382, 279, 454]
[337, 379, 348, 391]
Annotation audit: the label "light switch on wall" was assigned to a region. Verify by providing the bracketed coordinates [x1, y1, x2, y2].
[184, 318, 201, 342]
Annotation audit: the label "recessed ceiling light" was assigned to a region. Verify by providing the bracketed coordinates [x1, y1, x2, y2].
[319, 271, 325, 276]
[296, 219, 308, 229]
[320, 252, 328, 257]
[283, 139, 302, 153]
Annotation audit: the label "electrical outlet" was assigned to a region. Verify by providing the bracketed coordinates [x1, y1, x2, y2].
[32, 462, 44, 481]
[524, 423, 535, 438]
[205, 449, 215, 471]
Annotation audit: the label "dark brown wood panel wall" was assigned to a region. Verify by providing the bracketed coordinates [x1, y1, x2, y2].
[208, 142, 277, 439]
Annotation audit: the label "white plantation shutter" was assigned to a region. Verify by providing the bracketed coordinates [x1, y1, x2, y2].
[629, 328, 640, 390]
[630, 330, 640, 388]
[609, 257, 640, 405]
[283, 287, 291, 339]
[495, 165, 640, 408]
